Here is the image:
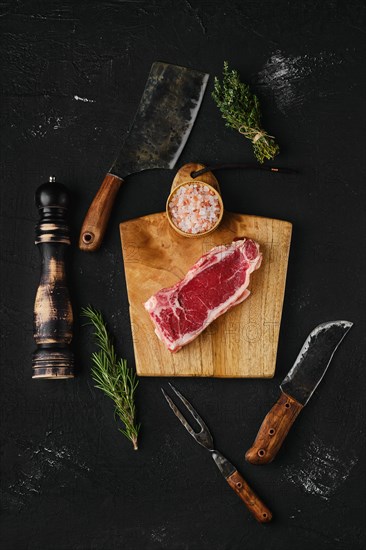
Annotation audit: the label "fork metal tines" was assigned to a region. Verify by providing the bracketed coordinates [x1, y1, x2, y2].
[161, 383, 273, 523]
[161, 384, 214, 450]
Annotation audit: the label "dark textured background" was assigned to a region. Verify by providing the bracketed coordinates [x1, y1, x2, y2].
[1, 1, 365, 549]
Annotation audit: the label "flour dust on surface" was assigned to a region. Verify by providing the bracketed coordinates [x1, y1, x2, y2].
[283, 435, 357, 500]
[1, 433, 91, 512]
[257, 50, 344, 114]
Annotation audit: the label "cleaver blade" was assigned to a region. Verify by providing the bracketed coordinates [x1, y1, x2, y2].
[245, 320, 353, 464]
[79, 62, 209, 251]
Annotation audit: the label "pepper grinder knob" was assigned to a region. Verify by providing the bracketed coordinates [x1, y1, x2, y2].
[32, 176, 74, 379]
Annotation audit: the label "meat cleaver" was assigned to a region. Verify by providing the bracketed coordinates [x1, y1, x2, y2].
[79, 62, 209, 251]
[245, 320, 352, 464]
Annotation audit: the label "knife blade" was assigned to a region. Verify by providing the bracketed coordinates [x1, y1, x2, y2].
[245, 320, 352, 464]
[79, 61, 209, 251]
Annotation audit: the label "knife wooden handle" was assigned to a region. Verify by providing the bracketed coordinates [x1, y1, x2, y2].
[79, 173, 123, 251]
[245, 393, 303, 465]
[226, 469, 272, 523]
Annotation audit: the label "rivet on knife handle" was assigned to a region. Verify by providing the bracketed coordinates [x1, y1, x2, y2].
[79, 173, 123, 251]
[245, 393, 303, 464]
[226, 469, 272, 523]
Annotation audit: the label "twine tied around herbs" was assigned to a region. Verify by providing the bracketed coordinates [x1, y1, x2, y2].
[212, 62, 280, 163]
[238, 126, 275, 145]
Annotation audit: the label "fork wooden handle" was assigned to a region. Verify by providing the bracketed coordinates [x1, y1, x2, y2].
[226, 470, 272, 523]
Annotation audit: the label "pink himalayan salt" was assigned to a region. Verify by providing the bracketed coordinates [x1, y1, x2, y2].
[169, 183, 221, 235]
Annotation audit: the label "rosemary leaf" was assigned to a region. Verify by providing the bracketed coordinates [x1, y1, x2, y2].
[212, 61, 280, 163]
[82, 306, 140, 450]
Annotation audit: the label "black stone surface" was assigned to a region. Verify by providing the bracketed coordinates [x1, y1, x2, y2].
[1, 1, 365, 549]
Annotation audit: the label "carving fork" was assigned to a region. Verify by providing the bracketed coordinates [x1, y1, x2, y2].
[162, 384, 272, 523]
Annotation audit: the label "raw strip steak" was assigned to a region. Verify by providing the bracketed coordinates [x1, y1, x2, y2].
[144, 238, 262, 352]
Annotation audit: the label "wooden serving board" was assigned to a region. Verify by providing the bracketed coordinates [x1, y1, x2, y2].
[119, 164, 292, 378]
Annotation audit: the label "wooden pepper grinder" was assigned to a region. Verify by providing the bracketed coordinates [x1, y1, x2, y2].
[32, 176, 74, 379]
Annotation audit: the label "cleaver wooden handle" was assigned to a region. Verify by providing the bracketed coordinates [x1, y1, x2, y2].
[245, 393, 303, 464]
[226, 469, 272, 523]
[79, 173, 123, 251]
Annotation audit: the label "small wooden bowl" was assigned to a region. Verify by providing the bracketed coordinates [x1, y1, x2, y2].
[166, 180, 224, 238]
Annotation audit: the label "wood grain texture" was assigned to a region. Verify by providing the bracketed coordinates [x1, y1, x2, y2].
[171, 162, 221, 192]
[245, 393, 304, 464]
[119, 166, 292, 377]
[226, 469, 272, 523]
[33, 182, 74, 379]
[33, 247, 74, 379]
[79, 172, 123, 251]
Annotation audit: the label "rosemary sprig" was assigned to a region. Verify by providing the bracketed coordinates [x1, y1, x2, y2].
[212, 61, 280, 163]
[82, 306, 140, 450]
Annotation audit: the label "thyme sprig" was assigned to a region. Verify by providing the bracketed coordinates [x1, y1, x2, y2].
[82, 306, 140, 450]
[212, 61, 280, 163]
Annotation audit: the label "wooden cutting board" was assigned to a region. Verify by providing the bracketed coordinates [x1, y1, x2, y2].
[119, 164, 292, 378]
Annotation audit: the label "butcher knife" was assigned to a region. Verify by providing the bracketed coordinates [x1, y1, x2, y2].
[245, 320, 352, 464]
[79, 62, 209, 251]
